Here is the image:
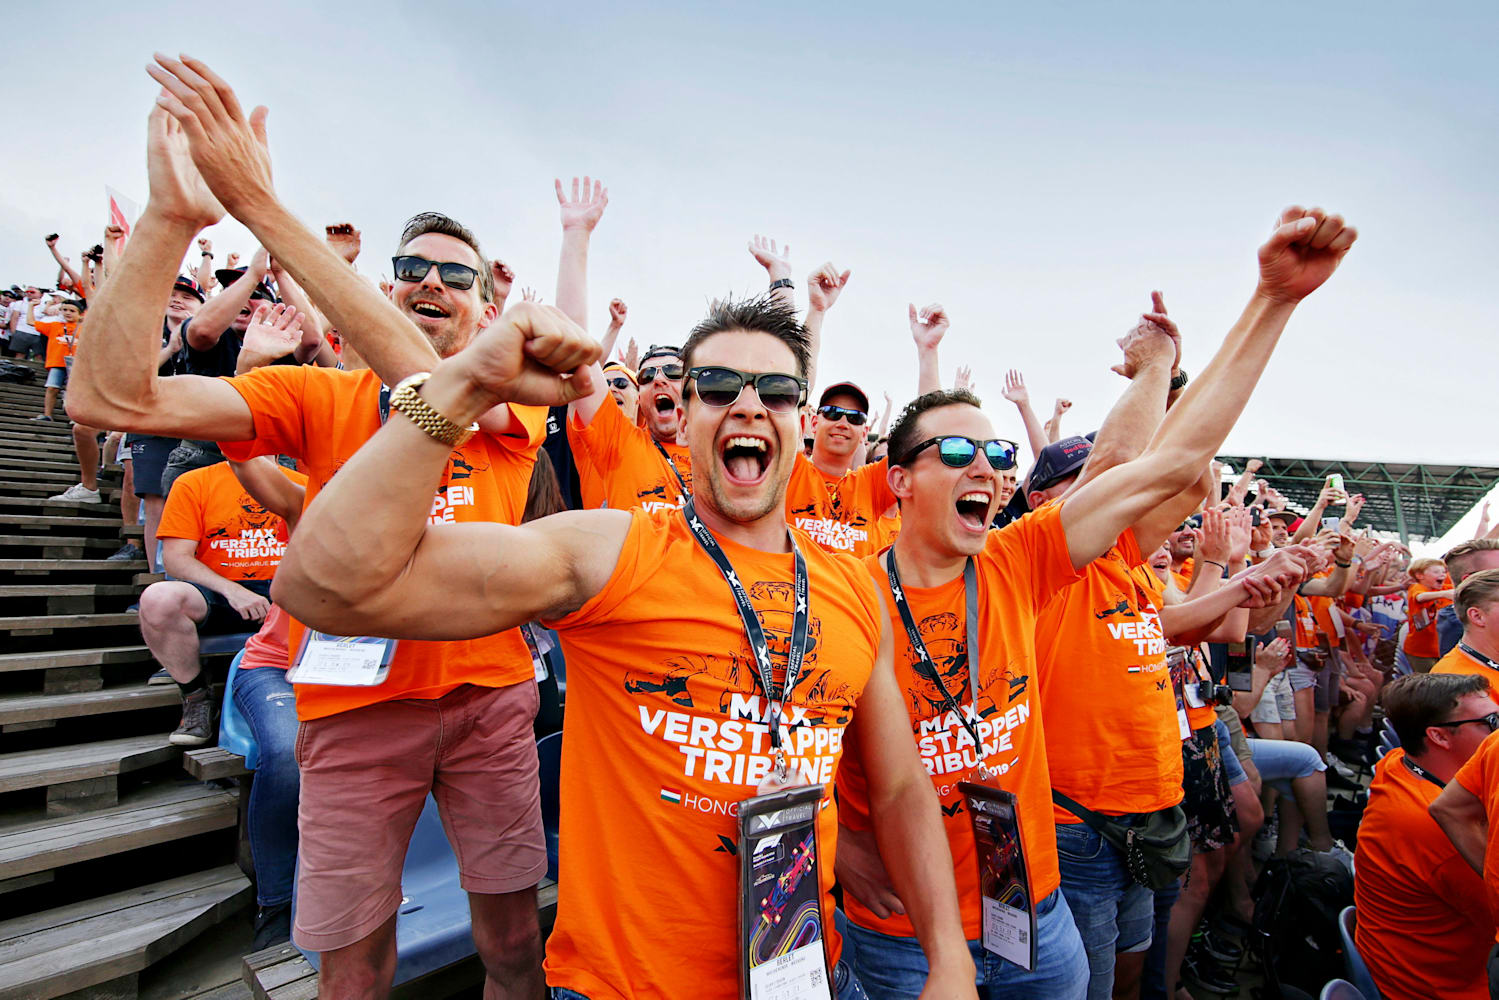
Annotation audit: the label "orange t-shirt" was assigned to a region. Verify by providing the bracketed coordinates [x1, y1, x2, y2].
[1453, 732, 1499, 942]
[1037, 525, 1183, 821]
[1354, 748, 1493, 1000]
[540, 509, 880, 999]
[156, 461, 305, 582]
[836, 502, 1080, 939]
[1432, 644, 1499, 687]
[1293, 593, 1318, 650]
[1132, 566, 1216, 734]
[218, 365, 547, 721]
[1175, 557, 1194, 585]
[783, 454, 897, 558]
[1405, 583, 1453, 658]
[34, 318, 78, 369]
[567, 395, 692, 513]
[240, 605, 292, 671]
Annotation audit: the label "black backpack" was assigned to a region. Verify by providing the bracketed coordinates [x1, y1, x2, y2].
[1250, 848, 1353, 998]
[0, 359, 35, 384]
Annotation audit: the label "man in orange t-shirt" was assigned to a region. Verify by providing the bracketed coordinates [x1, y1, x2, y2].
[1433, 570, 1499, 688]
[141, 459, 305, 746]
[568, 343, 694, 512]
[33, 297, 109, 507]
[1355, 673, 1496, 1000]
[272, 295, 979, 999]
[832, 384, 1285, 997]
[1431, 726, 1499, 994]
[68, 102, 556, 998]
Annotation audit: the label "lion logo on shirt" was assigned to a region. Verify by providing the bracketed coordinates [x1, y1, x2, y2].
[903, 612, 999, 721]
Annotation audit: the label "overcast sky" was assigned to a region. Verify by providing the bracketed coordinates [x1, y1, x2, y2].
[3, 1, 1494, 550]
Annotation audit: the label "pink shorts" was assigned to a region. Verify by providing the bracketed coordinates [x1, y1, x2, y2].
[292, 681, 546, 952]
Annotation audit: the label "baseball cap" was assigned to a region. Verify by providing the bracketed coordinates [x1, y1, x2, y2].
[1003, 434, 1095, 520]
[602, 361, 638, 386]
[214, 267, 277, 302]
[817, 381, 870, 413]
[172, 275, 206, 303]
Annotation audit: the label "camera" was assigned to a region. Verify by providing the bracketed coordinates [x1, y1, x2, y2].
[1197, 680, 1233, 706]
[45, 233, 58, 242]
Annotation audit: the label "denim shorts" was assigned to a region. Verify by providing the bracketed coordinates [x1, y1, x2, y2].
[45, 364, 67, 389]
[840, 890, 1088, 999]
[1056, 819, 1155, 1000]
[1250, 672, 1296, 724]
[1244, 737, 1325, 798]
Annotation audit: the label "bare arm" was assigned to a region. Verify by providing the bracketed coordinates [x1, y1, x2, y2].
[857, 601, 977, 993]
[46, 238, 84, 294]
[553, 176, 611, 425]
[1431, 779, 1489, 875]
[228, 458, 305, 530]
[802, 263, 850, 391]
[266, 262, 327, 362]
[910, 303, 948, 396]
[1059, 201, 1361, 572]
[598, 299, 626, 359]
[193, 239, 215, 295]
[1000, 369, 1049, 459]
[1416, 588, 1456, 603]
[747, 235, 794, 308]
[161, 536, 270, 620]
[272, 303, 615, 638]
[187, 248, 267, 350]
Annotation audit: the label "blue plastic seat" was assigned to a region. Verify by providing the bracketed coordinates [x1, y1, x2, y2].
[538, 732, 562, 882]
[1338, 906, 1380, 999]
[1375, 744, 1387, 761]
[1381, 718, 1400, 748]
[218, 649, 259, 769]
[1321, 979, 1366, 1000]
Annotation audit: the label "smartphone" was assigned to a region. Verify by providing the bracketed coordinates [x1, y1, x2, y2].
[1320, 516, 1341, 532]
[1226, 638, 1256, 692]
[1251, 508, 1262, 527]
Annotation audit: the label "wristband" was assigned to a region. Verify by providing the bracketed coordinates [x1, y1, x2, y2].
[201, 251, 213, 257]
[768, 278, 794, 292]
[1201, 559, 1227, 571]
[1336, 560, 1352, 568]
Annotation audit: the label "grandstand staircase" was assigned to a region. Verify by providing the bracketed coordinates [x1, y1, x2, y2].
[0, 367, 251, 1000]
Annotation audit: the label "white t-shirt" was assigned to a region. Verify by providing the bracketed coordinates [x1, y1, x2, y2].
[8, 300, 42, 336]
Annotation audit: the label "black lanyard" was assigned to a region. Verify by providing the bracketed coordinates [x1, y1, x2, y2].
[378, 383, 392, 424]
[1403, 754, 1446, 789]
[885, 549, 986, 755]
[1460, 642, 1499, 674]
[653, 439, 688, 494]
[682, 498, 808, 782]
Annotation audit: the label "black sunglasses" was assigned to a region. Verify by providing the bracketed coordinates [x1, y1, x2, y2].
[687, 366, 808, 413]
[391, 255, 480, 291]
[605, 376, 633, 390]
[897, 435, 1019, 471]
[1432, 713, 1499, 732]
[639, 363, 684, 383]
[817, 404, 867, 426]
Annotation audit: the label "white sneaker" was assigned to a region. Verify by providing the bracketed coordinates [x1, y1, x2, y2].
[49, 483, 101, 502]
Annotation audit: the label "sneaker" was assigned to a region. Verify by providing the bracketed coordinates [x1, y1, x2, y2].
[1196, 925, 1245, 966]
[251, 902, 292, 951]
[30, 413, 52, 421]
[1181, 949, 1239, 994]
[1326, 752, 1361, 781]
[49, 483, 101, 503]
[107, 542, 144, 562]
[169, 689, 216, 746]
[147, 668, 173, 685]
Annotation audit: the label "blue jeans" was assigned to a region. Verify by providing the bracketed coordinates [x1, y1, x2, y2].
[1141, 879, 1182, 1000]
[1244, 737, 1324, 798]
[840, 890, 1088, 999]
[232, 666, 300, 907]
[551, 960, 867, 999]
[1056, 819, 1155, 1000]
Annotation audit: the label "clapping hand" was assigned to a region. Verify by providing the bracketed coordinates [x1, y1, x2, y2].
[238, 302, 303, 372]
[1111, 292, 1180, 379]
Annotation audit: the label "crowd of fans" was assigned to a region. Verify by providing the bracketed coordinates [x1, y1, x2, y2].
[7, 52, 1499, 1000]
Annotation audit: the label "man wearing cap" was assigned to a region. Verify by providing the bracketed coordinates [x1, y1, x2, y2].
[5, 285, 49, 361]
[121, 274, 205, 567]
[568, 341, 695, 513]
[783, 378, 899, 557]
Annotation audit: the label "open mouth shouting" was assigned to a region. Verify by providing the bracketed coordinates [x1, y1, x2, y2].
[409, 298, 452, 321]
[653, 392, 676, 414]
[954, 490, 993, 533]
[721, 434, 773, 486]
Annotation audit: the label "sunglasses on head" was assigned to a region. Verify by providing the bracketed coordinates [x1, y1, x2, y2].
[817, 404, 867, 426]
[605, 376, 633, 390]
[390, 255, 480, 291]
[639, 363, 684, 383]
[897, 435, 1019, 471]
[687, 366, 808, 413]
[1432, 712, 1499, 733]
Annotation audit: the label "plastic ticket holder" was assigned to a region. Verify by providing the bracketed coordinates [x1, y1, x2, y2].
[737, 783, 831, 1000]
[287, 633, 398, 687]
[960, 782, 1037, 971]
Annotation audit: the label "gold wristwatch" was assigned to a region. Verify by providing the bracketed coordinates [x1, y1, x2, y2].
[389, 372, 478, 448]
